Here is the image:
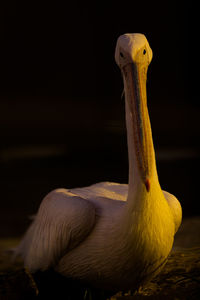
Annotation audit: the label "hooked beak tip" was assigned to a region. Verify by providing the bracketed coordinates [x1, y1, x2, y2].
[145, 178, 150, 192]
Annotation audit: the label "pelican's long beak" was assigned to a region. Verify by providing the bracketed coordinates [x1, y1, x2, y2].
[123, 62, 155, 192]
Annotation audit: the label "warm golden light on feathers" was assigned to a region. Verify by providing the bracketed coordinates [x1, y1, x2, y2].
[15, 33, 182, 292]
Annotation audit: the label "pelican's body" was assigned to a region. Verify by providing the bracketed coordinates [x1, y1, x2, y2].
[16, 34, 182, 292]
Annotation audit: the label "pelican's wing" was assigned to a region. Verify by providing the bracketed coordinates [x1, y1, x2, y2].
[16, 189, 96, 272]
[71, 181, 128, 202]
[163, 190, 182, 233]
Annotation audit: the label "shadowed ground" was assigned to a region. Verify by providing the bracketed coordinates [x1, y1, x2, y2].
[0, 217, 200, 300]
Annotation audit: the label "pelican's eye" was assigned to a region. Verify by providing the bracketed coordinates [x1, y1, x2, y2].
[143, 49, 146, 55]
[120, 52, 124, 58]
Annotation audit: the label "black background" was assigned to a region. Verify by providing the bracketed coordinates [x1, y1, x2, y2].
[0, 1, 198, 237]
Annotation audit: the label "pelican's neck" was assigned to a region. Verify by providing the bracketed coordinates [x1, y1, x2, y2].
[122, 63, 159, 204]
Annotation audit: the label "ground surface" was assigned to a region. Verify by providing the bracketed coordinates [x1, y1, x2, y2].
[0, 217, 200, 300]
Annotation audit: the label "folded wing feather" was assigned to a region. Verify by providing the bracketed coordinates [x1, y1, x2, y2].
[16, 189, 96, 272]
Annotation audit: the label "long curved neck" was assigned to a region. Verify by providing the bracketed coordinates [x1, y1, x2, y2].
[122, 63, 159, 203]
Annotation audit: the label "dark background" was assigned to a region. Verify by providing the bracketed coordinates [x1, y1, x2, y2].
[0, 1, 198, 237]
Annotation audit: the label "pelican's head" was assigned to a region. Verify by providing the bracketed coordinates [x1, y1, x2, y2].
[115, 34, 155, 193]
[115, 33, 152, 69]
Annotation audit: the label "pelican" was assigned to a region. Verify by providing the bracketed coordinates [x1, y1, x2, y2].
[15, 33, 182, 293]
